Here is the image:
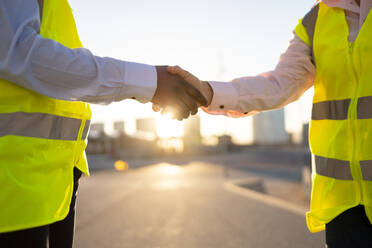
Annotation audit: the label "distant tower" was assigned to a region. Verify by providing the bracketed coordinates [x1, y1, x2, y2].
[252, 109, 289, 145]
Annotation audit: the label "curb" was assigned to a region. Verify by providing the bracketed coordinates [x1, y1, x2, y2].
[224, 177, 307, 216]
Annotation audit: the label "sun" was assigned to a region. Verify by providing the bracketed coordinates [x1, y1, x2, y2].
[156, 114, 184, 138]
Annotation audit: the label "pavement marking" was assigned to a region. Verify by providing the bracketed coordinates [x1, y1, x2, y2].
[224, 179, 307, 216]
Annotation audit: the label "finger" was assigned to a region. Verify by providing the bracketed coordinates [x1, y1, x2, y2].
[177, 90, 198, 116]
[191, 108, 198, 115]
[183, 83, 208, 106]
[159, 105, 181, 120]
[173, 102, 190, 120]
[168, 66, 198, 85]
[175, 83, 207, 108]
[168, 66, 190, 78]
[168, 66, 208, 106]
[182, 108, 191, 119]
[163, 106, 183, 121]
[166, 101, 190, 121]
[167, 65, 180, 75]
[160, 107, 169, 116]
[152, 103, 161, 112]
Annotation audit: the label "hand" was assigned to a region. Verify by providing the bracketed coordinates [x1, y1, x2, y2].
[152, 66, 214, 119]
[151, 66, 208, 121]
[167, 66, 213, 107]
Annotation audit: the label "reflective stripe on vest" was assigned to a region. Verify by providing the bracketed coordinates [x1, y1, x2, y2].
[314, 156, 372, 181]
[359, 161, 372, 181]
[357, 96, 372, 119]
[312, 99, 351, 120]
[312, 97, 372, 120]
[314, 156, 353, 180]
[0, 112, 89, 140]
[81, 120, 91, 140]
[302, 3, 319, 65]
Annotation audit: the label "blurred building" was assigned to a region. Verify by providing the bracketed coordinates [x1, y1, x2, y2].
[113, 121, 125, 136]
[136, 117, 156, 133]
[252, 109, 289, 145]
[86, 119, 160, 159]
[217, 135, 233, 152]
[302, 123, 309, 147]
[86, 123, 110, 154]
[90, 123, 104, 134]
[183, 115, 202, 154]
[110, 121, 126, 158]
[113, 117, 158, 159]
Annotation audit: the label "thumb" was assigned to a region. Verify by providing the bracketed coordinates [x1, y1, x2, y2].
[168, 66, 198, 85]
[168, 66, 212, 106]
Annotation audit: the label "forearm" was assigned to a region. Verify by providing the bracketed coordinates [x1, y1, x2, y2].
[0, 0, 157, 104]
[204, 34, 315, 117]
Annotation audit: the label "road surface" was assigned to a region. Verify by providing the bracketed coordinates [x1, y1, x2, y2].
[74, 162, 324, 248]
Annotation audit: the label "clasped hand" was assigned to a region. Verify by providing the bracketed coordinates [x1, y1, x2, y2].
[151, 66, 213, 121]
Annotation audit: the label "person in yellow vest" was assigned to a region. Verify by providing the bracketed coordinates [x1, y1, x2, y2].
[165, 0, 372, 247]
[0, 0, 207, 247]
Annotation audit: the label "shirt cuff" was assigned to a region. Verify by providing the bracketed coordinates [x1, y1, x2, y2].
[207, 81, 239, 111]
[117, 62, 157, 103]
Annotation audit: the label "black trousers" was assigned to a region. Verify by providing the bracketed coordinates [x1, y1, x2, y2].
[326, 205, 372, 248]
[0, 168, 82, 248]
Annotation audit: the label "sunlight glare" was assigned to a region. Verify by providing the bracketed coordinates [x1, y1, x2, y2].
[152, 180, 181, 191]
[156, 115, 184, 138]
[158, 163, 182, 175]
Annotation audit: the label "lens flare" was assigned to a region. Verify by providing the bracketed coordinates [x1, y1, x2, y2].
[114, 160, 129, 171]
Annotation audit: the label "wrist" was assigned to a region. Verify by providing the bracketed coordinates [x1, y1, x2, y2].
[202, 81, 214, 107]
[152, 65, 167, 102]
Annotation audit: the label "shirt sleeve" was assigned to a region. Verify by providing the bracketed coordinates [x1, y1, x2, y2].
[0, 0, 157, 105]
[203, 33, 316, 118]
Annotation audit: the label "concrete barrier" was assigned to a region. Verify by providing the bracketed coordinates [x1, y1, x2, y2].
[228, 177, 266, 194]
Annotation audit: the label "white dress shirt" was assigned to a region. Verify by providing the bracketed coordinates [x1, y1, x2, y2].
[0, 0, 157, 105]
[205, 0, 372, 117]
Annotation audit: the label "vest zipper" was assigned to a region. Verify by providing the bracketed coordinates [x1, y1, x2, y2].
[348, 42, 363, 203]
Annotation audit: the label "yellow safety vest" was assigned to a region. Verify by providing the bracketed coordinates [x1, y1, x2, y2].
[0, 0, 91, 233]
[295, 2, 372, 232]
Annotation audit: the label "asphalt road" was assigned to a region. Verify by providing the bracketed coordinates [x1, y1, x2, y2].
[74, 162, 324, 248]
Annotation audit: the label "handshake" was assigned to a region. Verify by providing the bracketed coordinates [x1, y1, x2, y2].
[151, 66, 213, 121]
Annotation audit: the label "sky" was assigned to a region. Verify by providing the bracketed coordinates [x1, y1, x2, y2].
[69, 0, 316, 144]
